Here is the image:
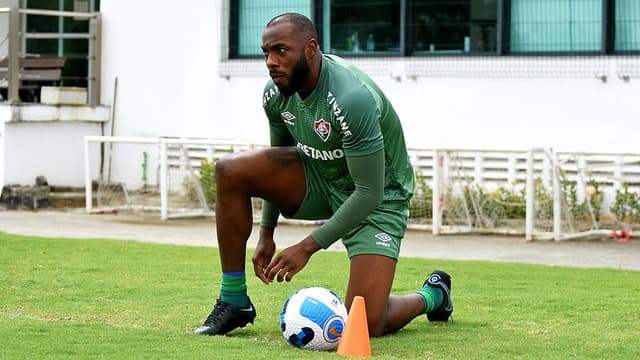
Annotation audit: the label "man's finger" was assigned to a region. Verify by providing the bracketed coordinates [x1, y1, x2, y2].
[285, 268, 298, 282]
[253, 258, 271, 284]
[257, 272, 271, 284]
[266, 263, 279, 281]
[254, 264, 265, 282]
[277, 268, 288, 282]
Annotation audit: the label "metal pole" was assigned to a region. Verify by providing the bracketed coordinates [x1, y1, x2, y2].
[24, 33, 92, 39]
[19, 0, 25, 61]
[88, 13, 101, 105]
[19, 8, 98, 18]
[399, 0, 406, 56]
[7, 0, 20, 104]
[58, 0, 64, 58]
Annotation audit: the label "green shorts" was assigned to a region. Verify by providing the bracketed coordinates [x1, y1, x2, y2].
[289, 151, 410, 260]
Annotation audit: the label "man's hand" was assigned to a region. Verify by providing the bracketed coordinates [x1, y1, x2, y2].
[253, 227, 276, 284]
[265, 235, 321, 282]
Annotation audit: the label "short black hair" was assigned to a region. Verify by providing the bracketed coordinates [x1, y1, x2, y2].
[266, 13, 317, 40]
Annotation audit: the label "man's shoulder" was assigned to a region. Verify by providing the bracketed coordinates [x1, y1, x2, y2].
[324, 55, 375, 90]
[322, 55, 378, 109]
[262, 80, 281, 108]
[323, 54, 360, 82]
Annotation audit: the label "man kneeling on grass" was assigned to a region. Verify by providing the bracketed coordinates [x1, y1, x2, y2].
[194, 12, 453, 337]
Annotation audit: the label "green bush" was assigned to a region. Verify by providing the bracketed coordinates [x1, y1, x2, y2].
[409, 173, 432, 219]
[440, 179, 555, 226]
[559, 170, 603, 222]
[584, 178, 603, 222]
[610, 182, 640, 222]
[533, 177, 553, 219]
[459, 184, 525, 226]
[199, 158, 216, 208]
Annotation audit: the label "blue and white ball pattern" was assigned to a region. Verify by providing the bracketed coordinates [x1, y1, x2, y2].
[280, 287, 348, 351]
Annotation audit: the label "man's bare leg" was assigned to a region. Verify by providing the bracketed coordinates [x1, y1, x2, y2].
[345, 255, 454, 337]
[194, 147, 305, 335]
[345, 255, 428, 337]
[214, 147, 305, 272]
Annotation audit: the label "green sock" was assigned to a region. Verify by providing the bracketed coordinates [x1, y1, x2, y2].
[416, 284, 444, 313]
[220, 272, 248, 307]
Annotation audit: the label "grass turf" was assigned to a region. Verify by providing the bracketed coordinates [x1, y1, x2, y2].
[1, 232, 639, 359]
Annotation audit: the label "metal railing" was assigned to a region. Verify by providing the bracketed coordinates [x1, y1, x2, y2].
[0, 0, 101, 105]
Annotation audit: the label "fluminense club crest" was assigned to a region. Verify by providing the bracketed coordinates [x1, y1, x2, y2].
[314, 119, 331, 142]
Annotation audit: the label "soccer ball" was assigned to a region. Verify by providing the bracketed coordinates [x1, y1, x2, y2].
[280, 287, 348, 351]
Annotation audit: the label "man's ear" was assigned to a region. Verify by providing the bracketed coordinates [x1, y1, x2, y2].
[306, 38, 319, 58]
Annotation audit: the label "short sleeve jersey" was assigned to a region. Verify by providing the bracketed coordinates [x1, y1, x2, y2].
[262, 54, 414, 201]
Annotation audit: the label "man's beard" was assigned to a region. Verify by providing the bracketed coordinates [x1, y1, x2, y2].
[277, 54, 310, 97]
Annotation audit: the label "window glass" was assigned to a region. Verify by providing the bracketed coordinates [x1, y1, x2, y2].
[25, 0, 59, 33]
[229, 0, 635, 58]
[326, 0, 400, 55]
[410, 0, 498, 54]
[24, 0, 98, 87]
[236, 0, 312, 56]
[615, 0, 640, 51]
[510, 0, 601, 52]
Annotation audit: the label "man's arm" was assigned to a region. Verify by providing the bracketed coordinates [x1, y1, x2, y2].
[309, 149, 385, 248]
[261, 149, 384, 283]
[260, 114, 294, 229]
[254, 110, 295, 283]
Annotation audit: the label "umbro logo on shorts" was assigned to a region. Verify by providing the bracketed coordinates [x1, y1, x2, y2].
[374, 232, 393, 247]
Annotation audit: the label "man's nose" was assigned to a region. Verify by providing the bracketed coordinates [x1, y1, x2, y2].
[265, 53, 278, 69]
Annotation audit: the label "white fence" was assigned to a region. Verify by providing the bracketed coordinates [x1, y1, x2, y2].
[84, 136, 640, 239]
[84, 136, 261, 220]
[428, 148, 640, 240]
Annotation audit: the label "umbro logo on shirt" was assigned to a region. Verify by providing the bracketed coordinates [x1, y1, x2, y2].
[281, 112, 296, 125]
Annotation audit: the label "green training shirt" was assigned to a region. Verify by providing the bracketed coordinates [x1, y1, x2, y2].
[261, 54, 414, 247]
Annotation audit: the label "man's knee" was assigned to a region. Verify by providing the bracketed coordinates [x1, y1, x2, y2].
[215, 150, 281, 189]
[215, 155, 247, 187]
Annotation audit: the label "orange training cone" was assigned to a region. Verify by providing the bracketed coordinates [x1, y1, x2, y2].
[337, 296, 372, 357]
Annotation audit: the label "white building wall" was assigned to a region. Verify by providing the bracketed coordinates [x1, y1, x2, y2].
[100, 0, 640, 156]
[100, 1, 240, 139]
[4, 121, 104, 186]
[0, 0, 635, 189]
[387, 75, 638, 152]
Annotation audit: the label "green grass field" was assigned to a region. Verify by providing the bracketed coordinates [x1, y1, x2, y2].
[1, 232, 639, 359]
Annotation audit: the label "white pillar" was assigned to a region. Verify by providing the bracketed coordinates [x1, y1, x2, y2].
[160, 141, 168, 220]
[84, 137, 92, 212]
[552, 150, 562, 241]
[432, 149, 442, 235]
[525, 148, 535, 241]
